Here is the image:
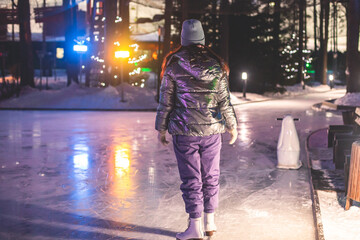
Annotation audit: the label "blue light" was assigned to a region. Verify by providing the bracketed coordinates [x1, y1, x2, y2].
[73, 44, 88, 53]
[73, 143, 89, 170]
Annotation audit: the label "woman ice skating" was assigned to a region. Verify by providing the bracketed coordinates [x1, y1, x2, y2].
[155, 19, 238, 240]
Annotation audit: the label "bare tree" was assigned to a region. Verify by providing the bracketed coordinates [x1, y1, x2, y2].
[163, 0, 173, 56]
[273, 0, 282, 85]
[346, 0, 360, 93]
[298, 0, 305, 87]
[319, 0, 329, 85]
[104, 0, 117, 85]
[18, 0, 35, 87]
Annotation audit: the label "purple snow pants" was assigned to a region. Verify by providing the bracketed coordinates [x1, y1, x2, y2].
[172, 134, 222, 218]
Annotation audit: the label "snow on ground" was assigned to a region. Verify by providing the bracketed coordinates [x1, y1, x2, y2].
[266, 83, 341, 98]
[0, 70, 158, 109]
[318, 191, 360, 240]
[230, 92, 270, 105]
[0, 83, 158, 110]
[308, 128, 360, 240]
[334, 92, 360, 107]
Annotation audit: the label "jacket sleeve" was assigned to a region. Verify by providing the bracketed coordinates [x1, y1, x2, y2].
[218, 73, 237, 130]
[155, 69, 175, 131]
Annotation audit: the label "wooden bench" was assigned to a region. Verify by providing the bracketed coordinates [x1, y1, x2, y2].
[334, 137, 360, 169]
[327, 125, 354, 147]
[345, 108, 360, 210]
[345, 141, 360, 210]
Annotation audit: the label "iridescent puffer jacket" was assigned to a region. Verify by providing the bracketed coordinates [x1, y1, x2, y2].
[155, 46, 237, 136]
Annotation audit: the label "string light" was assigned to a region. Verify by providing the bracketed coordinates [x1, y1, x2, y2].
[91, 56, 104, 63]
[129, 43, 139, 52]
[128, 54, 147, 64]
[129, 67, 141, 76]
[115, 16, 122, 23]
[281, 32, 312, 83]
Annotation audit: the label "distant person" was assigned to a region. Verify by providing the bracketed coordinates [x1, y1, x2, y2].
[155, 19, 238, 240]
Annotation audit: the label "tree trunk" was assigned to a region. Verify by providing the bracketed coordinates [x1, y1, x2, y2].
[346, 0, 360, 93]
[104, 0, 117, 85]
[316, 0, 324, 83]
[321, 0, 329, 85]
[119, 0, 130, 84]
[163, 0, 172, 56]
[298, 0, 304, 86]
[182, 0, 189, 22]
[64, 0, 79, 86]
[314, 0, 317, 53]
[18, 0, 35, 87]
[273, 0, 281, 85]
[319, 0, 329, 85]
[220, 0, 229, 63]
[304, 1, 307, 50]
[85, 0, 92, 87]
[119, 0, 130, 41]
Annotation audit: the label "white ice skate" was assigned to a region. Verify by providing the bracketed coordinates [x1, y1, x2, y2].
[176, 217, 204, 240]
[204, 212, 217, 236]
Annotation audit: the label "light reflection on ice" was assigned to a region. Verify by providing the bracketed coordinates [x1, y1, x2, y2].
[73, 144, 89, 170]
[110, 143, 136, 211]
[237, 112, 251, 143]
[305, 110, 314, 116]
[238, 122, 250, 143]
[114, 145, 130, 176]
[326, 112, 334, 118]
[71, 139, 91, 211]
[32, 121, 41, 138]
[132, 139, 139, 151]
[148, 166, 155, 186]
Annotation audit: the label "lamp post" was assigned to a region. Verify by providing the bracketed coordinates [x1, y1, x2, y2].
[73, 43, 88, 85]
[242, 72, 248, 98]
[115, 50, 130, 102]
[329, 74, 334, 89]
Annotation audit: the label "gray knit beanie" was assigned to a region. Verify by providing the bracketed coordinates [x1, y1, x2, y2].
[181, 19, 205, 46]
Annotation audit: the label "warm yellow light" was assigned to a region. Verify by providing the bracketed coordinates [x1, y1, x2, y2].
[115, 148, 130, 175]
[115, 50, 130, 59]
[56, 48, 64, 59]
[152, 51, 158, 60]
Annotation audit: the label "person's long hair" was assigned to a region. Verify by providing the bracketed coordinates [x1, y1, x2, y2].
[160, 45, 230, 79]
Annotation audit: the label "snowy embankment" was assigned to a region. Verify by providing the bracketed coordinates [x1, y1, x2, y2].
[268, 83, 339, 97]
[0, 84, 158, 110]
[334, 92, 360, 107]
[0, 78, 347, 110]
[231, 83, 343, 105]
[318, 191, 360, 240]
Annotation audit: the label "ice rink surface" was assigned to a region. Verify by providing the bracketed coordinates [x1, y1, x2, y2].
[0, 89, 346, 239]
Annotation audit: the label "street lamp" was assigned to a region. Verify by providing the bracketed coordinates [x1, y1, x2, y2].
[115, 50, 130, 59]
[241, 72, 248, 98]
[115, 50, 130, 102]
[329, 74, 334, 89]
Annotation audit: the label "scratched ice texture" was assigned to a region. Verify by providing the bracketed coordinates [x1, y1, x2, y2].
[0, 89, 346, 239]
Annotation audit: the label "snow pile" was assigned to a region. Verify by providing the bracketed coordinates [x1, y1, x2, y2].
[0, 83, 158, 110]
[230, 92, 270, 105]
[334, 92, 360, 107]
[318, 191, 360, 240]
[266, 83, 334, 97]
